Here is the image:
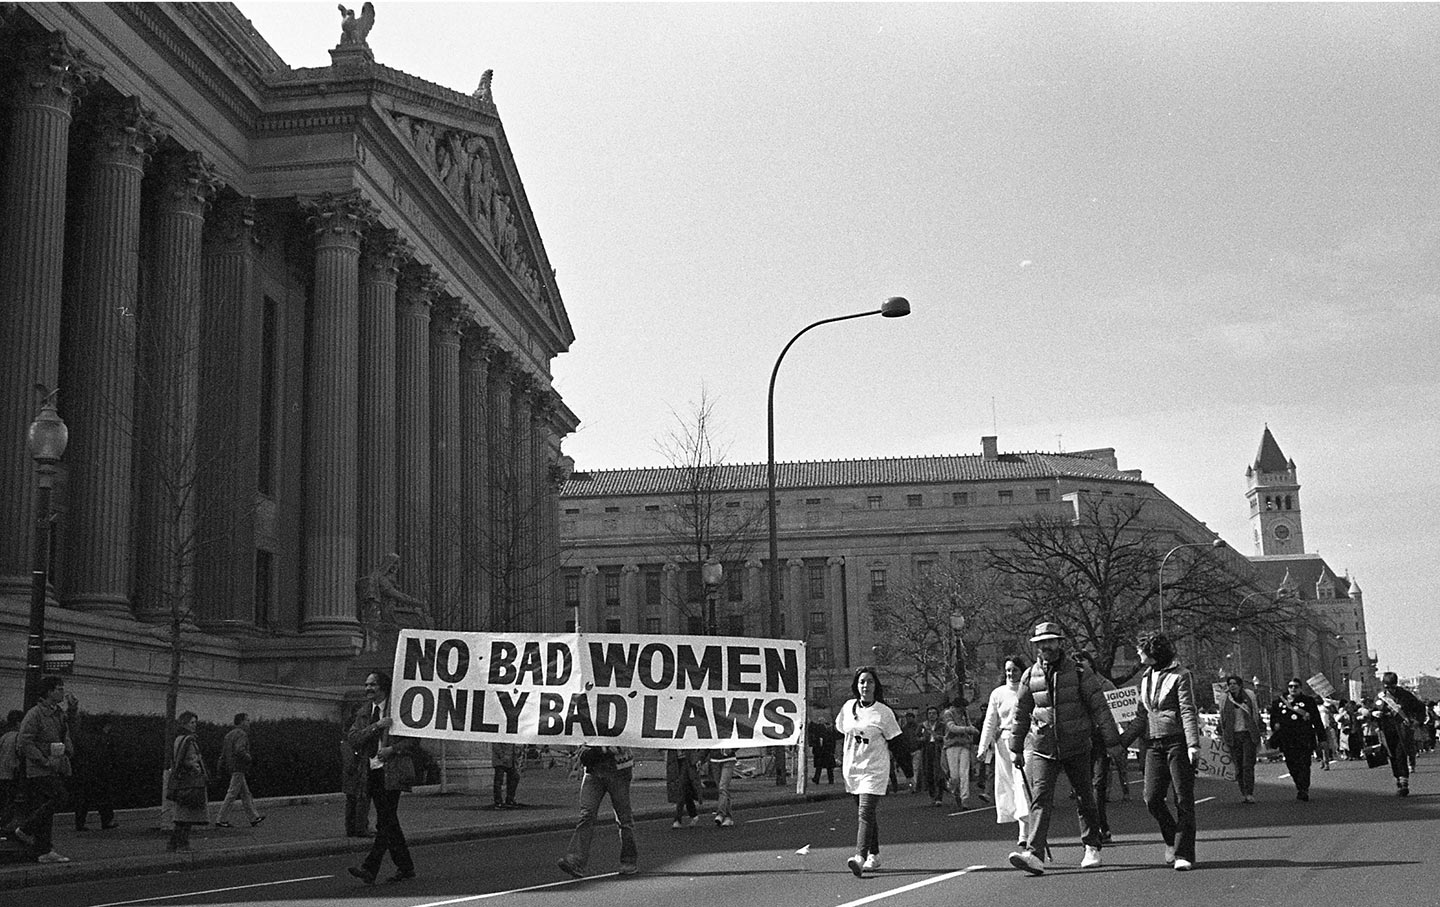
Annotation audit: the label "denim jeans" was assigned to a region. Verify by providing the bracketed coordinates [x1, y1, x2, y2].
[1143, 736, 1196, 862]
[564, 765, 636, 871]
[1228, 735, 1257, 796]
[854, 793, 881, 856]
[944, 746, 972, 802]
[216, 771, 260, 824]
[1022, 750, 1101, 856]
[493, 765, 520, 805]
[713, 761, 734, 820]
[1090, 746, 1111, 834]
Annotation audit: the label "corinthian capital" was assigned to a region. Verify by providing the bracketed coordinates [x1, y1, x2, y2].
[89, 96, 163, 168]
[361, 227, 412, 277]
[460, 322, 495, 363]
[302, 189, 378, 239]
[396, 261, 442, 308]
[11, 30, 100, 110]
[430, 295, 468, 338]
[203, 194, 261, 249]
[152, 147, 223, 215]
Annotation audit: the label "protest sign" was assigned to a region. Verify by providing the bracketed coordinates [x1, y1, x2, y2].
[388, 629, 806, 748]
[1104, 686, 1138, 729]
[1307, 672, 1335, 700]
[1194, 733, 1236, 782]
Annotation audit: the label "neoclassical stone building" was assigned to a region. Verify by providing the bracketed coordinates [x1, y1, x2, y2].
[0, 4, 576, 718]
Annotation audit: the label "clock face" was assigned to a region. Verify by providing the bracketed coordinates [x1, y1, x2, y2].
[1274, 524, 1291, 541]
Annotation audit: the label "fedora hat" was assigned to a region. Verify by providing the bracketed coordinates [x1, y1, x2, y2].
[1029, 621, 1066, 643]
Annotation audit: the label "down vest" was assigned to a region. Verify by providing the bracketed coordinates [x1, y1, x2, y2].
[1009, 653, 1120, 761]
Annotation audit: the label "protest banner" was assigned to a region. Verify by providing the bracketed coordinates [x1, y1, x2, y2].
[388, 629, 806, 748]
[1104, 686, 1138, 729]
[1194, 733, 1236, 782]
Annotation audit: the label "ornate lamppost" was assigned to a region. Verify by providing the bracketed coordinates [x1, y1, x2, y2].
[23, 388, 69, 709]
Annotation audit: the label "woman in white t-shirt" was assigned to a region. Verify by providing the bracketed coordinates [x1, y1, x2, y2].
[835, 665, 902, 878]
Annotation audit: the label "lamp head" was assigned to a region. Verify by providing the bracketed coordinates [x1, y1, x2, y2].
[880, 296, 910, 318]
[1210, 539, 1226, 550]
[27, 398, 69, 465]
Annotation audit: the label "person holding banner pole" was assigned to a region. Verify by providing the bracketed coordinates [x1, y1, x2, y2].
[836, 666, 902, 878]
[1218, 675, 1263, 803]
[978, 655, 1031, 848]
[346, 671, 417, 885]
[1118, 631, 1201, 872]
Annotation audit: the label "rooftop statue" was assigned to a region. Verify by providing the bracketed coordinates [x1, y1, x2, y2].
[338, 2, 375, 46]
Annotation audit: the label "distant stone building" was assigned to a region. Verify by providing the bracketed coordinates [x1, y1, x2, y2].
[0, 4, 576, 719]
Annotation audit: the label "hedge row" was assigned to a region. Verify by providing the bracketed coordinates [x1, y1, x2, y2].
[69, 713, 438, 810]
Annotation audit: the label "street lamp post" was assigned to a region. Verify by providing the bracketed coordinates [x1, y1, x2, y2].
[701, 546, 724, 636]
[1156, 538, 1226, 633]
[766, 297, 910, 640]
[23, 389, 69, 710]
[949, 611, 967, 702]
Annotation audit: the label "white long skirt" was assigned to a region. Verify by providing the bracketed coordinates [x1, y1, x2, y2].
[992, 732, 1031, 824]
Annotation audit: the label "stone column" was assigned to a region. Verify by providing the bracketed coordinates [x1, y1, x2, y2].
[579, 564, 599, 635]
[132, 149, 223, 623]
[458, 323, 494, 631]
[395, 263, 438, 615]
[356, 228, 410, 587]
[59, 98, 160, 616]
[298, 190, 376, 635]
[510, 372, 534, 626]
[428, 296, 465, 630]
[485, 351, 513, 628]
[746, 559, 763, 633]
[662, 560, 681, 633]
[786, 558, 805, 638]
[827, 556, 845, 670]
[194, 194, 264, 630]
[622, 563, 641, 635]
[0, 31, 96, 589]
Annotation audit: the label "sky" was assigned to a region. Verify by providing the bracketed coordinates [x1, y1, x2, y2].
[238, 2, 1440, 678]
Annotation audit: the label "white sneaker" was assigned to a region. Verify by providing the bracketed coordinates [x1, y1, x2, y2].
[1173, 858, 1194, 871]
[1163, 844, 1176, 865]
[1080, 846, 1102, 869]
[688, 814, 702, 827]
[1009, 850, 1045, 875]
[862, 854, 881, 871]
[671, 819, 683, 829]
[37, 851, 71, 864]
[720, 816, 735, 827]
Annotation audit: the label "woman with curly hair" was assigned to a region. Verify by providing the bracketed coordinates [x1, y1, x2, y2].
[1118, 631, 1200, 871]
[835, 665, 901, 878]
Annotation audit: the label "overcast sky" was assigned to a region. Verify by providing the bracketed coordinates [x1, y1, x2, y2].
[239, 2, 1440, 679]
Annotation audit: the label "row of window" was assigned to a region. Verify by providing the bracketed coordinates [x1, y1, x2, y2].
[564, 487, 1062, 517]
[564, 561, 837, 607]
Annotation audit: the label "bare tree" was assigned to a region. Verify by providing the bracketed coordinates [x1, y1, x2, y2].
[986, 496, 1304, 684]
[870, 557, 1007, 695]
[650, 387, 765, 632]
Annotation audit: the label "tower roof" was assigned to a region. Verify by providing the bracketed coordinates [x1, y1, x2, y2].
[1254, 426, 1290, 473]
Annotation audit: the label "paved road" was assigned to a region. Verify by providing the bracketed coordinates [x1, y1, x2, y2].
[10, 756, 1436, 907]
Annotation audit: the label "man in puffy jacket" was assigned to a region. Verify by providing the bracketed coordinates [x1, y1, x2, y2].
[1007, 622, 1120, 876]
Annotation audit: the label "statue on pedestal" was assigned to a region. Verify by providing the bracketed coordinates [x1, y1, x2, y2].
[356, 553, 429, 653]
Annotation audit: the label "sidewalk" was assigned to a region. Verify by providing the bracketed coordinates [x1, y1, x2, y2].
[0, 759, 846, 892]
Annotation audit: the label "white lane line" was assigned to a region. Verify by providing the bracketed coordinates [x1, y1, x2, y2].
[947, 807, 991, 816]
[1195, 796, 1216, 804]
[409, 873, 618, 907]
[88, 875, 334, 907]
[746, 810, 825, 823]
[1278, 773, 1291, 779]
[833, 865, 986, 907]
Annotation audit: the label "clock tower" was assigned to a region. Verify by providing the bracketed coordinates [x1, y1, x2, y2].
[1245, 426, 1304, 555]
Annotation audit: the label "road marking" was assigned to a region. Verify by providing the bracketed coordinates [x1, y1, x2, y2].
[832, 865, 985, 907]
[747, 810, 825, 823]
[1278, 773, 1291, 779]
[947, 807, 990, 816]
[1195, 796, 1216, 804]
[88, 875, 334, 907]
[409, 873, 617, 906]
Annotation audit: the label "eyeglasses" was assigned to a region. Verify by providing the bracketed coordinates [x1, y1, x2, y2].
[1287, 683, 1301, 688]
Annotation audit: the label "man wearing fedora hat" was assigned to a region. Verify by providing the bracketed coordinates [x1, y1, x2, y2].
[1007, 621, 1119, 875]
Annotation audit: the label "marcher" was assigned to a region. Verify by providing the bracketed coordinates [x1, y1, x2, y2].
[709, 747, 737, 826]
[836, 665, 902, 878]
[895, 712, 918, 792]
[0, 709, 23, 839]
[16, 677, 75, 863]
[1071, 650, 1119, 842]
[1268, 678, 1324, 801]
[1119, 632, 1201, 872]
[1007, 622, 1119, 876]
[341, 703, 371, 837]
[940, 696, 979, 809]
[666, 748, 704, 828]
[809, 720, 837, 785]
[1371, 671, 1426, 796]
[346, 670, 418, 884]
[978, 655, 1031, 848]
[917, 705, 947, 805]
[1316, 700, 1336, 769]
[491, 742, 523, 808]
[166, 711, 209, 853]
[557, 745, 638, 878]
[215, 713, 265, 828]
[72, 718, 119, 831]
[1218, 675, 1263, 803]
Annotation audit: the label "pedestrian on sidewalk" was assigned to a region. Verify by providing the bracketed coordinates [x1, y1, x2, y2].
[809, 719, 837, 785]
[16, 676, 76, 863]
[166, 711, 210, 853]
[708, 747, 737, 826]
[557, 745, 638, 878]
[1006, 622, 1118, 877]
[72, 718, 119, 831]
[1120, 632, 1201, 872]
[341, 703, 371, 837]
[666, 748, 704, 828]
[1268, 679, 1324, 801]
[1371, 672, 1425, 796]
[836, 665, 902, 878]
[978, 655, 1031, 848]
[1, 709, 25, 839]
[1219, 675, 1263, 803]
[491, 742, 523, 808]
[940, 696, 978, 809]
[346, 670, 417, 885]
[214, 713, 265, 828]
